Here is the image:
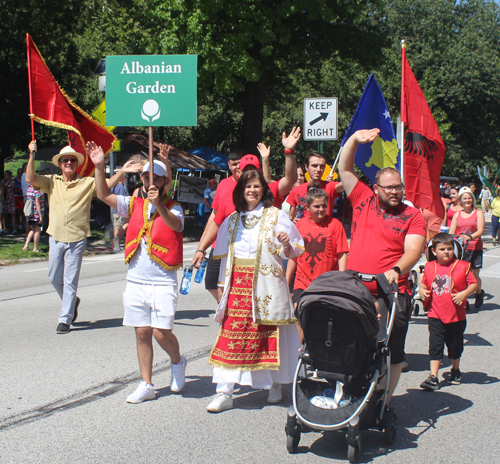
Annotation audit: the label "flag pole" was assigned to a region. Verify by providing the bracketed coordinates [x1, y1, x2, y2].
[148, 126, 154, 186]
[26, 34, 35, 141]
[400, 40, 406, 186]
[331, 146, 342, 173]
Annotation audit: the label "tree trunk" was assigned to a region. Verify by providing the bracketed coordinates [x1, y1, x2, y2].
[241, 71, 266, 153]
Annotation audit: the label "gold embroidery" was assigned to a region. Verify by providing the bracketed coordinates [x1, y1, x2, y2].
[227, 308, 253, 317]
[255, 317, 297, 326]
[229, 287, 252, 296]
[210, 348, 279, 361]
[256, 295, 272, 317]
[220, 329, 277, 340]
[259, 263, 284, 277]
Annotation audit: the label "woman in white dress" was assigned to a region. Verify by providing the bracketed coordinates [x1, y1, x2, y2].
[206, 168, 304, 413]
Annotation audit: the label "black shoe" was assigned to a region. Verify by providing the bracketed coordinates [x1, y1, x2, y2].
[56, 323, 70, 334]
[474, 290, 484, 308]
[450, 369, 461, 385]
[420, 375, 440, 391]
[72, 297, 80, 325]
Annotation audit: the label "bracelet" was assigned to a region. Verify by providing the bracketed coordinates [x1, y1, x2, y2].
[284, 149, 296, 154]
[468, 234, 474, 240]
[196, 249, 205, 254]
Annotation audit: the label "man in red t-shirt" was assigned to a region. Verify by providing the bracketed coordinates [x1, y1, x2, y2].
[287, 187, 348, 307]
[192, 128, 301, 300]
[287, 152, 343, 221]
[339, 128, 426, 403]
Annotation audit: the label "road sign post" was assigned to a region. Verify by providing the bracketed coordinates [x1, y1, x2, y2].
[303, 98, 338, 141]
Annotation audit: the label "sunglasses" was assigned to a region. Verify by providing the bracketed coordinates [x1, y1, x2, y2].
[60, 158, 78, 164]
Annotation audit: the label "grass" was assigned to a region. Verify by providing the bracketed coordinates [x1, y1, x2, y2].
[0, 237, 49, 261]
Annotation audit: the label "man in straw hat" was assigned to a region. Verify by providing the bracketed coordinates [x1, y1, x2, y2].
[25, 141, 140, 334]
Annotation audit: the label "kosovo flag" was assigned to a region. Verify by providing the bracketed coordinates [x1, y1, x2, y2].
[341, 74, 399, 184]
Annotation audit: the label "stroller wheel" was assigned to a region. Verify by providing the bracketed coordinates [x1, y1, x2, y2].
[383, 408, 398, 445]
[412, 300, 423, 317]
[286, 426, 301, 453]
[347, 440, 360, 463]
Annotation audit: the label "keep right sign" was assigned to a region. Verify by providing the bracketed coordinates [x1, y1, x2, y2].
[303, 97, 338, 141]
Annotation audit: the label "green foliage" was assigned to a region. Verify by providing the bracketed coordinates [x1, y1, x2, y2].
[1, 0, 499, 185]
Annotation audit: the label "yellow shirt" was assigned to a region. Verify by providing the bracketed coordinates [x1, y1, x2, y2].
[492, 197, 500, 218]
[36, 174, 97, 243]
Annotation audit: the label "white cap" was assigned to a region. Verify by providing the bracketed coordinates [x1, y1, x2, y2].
[142, 160, 168, 177]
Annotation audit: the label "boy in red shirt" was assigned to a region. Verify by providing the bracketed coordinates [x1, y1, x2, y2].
[287, 185, 349, 307]
[419, 233, 477, 391]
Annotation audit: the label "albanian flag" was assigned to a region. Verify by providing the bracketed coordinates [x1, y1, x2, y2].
[401, 46, 445, 218]
[27, 34, 116, 176]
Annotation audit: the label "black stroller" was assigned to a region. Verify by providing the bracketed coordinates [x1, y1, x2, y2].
[285, 271, 400, 462]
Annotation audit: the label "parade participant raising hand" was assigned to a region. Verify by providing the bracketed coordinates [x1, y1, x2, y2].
[89, 141, 187, 404]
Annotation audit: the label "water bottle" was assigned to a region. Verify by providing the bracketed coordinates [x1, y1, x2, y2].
[296, 204, 304, 219]
[179, 265, 193, 295]
[194, 257, 208, 283]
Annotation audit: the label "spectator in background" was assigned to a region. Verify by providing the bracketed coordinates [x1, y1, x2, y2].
[23, 184, 44, 252]
[111, 179, 128, 252]
[0, 178, 5, 235]
[3, 170, 17, 233]
[491, 188, 500, 245]
[479, 185, 492, 215]
[203, 179, 217, 223]
[14, 168, 25, 231]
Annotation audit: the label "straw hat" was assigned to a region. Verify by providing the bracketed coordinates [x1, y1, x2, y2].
[52, 146, 85, 167]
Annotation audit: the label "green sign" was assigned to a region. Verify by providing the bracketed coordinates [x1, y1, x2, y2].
[106, 55, 197, 127]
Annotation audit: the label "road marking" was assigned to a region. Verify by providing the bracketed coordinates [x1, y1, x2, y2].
[480, 262, 500, 278]
[0, 345, 212, 431]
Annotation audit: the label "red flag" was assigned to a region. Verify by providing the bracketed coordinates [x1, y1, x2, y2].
[27, 34, 116, 176]
[401, 46, 445, 219]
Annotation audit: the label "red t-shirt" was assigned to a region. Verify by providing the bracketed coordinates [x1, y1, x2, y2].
[269, 180, 287, 209]
[422, 259, 476, 323]
[214, 179, 286, 226]
[347, 181, 426, 294]
[286, 181, 340, 217]
[294, 215, 349, 291]
[212, 176, 237, 213]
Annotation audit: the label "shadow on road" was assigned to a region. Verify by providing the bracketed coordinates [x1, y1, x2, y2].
[156, 375, 214, 400]
[286, 388, 476, 462]
[71, 318, 123, 330]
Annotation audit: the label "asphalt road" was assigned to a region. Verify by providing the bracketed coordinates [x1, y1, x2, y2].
[1, 241, 500, 463]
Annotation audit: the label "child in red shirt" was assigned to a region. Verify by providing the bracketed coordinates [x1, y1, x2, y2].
[419, 233, 477, 391]
[287, 185, 349, 307]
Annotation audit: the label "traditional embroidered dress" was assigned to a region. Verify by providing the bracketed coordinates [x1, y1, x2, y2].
[209, 203, 304, 391]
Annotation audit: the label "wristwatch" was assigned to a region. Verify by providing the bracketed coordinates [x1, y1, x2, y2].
[391, 266, 402, 275]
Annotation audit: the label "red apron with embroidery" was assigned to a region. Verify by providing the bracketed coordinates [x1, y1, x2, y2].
[209, 261, 280, 370]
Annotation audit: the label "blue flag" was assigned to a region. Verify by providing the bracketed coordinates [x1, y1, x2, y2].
[341, 74, 399, 184]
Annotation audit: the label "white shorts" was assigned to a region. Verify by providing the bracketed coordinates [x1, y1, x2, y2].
[123, 281, 177, 329]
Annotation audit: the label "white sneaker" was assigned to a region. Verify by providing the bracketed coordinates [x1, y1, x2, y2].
[267, 383, 282, 404]
[127, 381, 156, 403]
[206, 393, 233, 413]
[170, 355, 186, 392]
[112, 236, 120, 253]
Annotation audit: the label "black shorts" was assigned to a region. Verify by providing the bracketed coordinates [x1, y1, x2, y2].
[462, 249, 483, 269]
[205, 248, 221, 291]
[377, 292, 411, 365]
[428, 318, 466, 360]
[27, 220, 40, 227]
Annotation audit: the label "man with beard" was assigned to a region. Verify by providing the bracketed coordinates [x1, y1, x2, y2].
[339, 128, 426, 403]
[88, 142, 187, 403]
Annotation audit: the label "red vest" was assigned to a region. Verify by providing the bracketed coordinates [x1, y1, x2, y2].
[423, 259, 471, 308]
[124, 197, 183, 270]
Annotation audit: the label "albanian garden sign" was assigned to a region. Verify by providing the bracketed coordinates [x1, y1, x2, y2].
[105, 55, 197, 127]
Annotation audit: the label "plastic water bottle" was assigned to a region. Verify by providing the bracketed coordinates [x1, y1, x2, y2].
[296, 204, 304, 219]
[179, 265, 193, 295]
[194, 257, 208, 283]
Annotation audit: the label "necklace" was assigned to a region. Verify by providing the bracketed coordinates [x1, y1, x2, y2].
[241, 214, 260, 230]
